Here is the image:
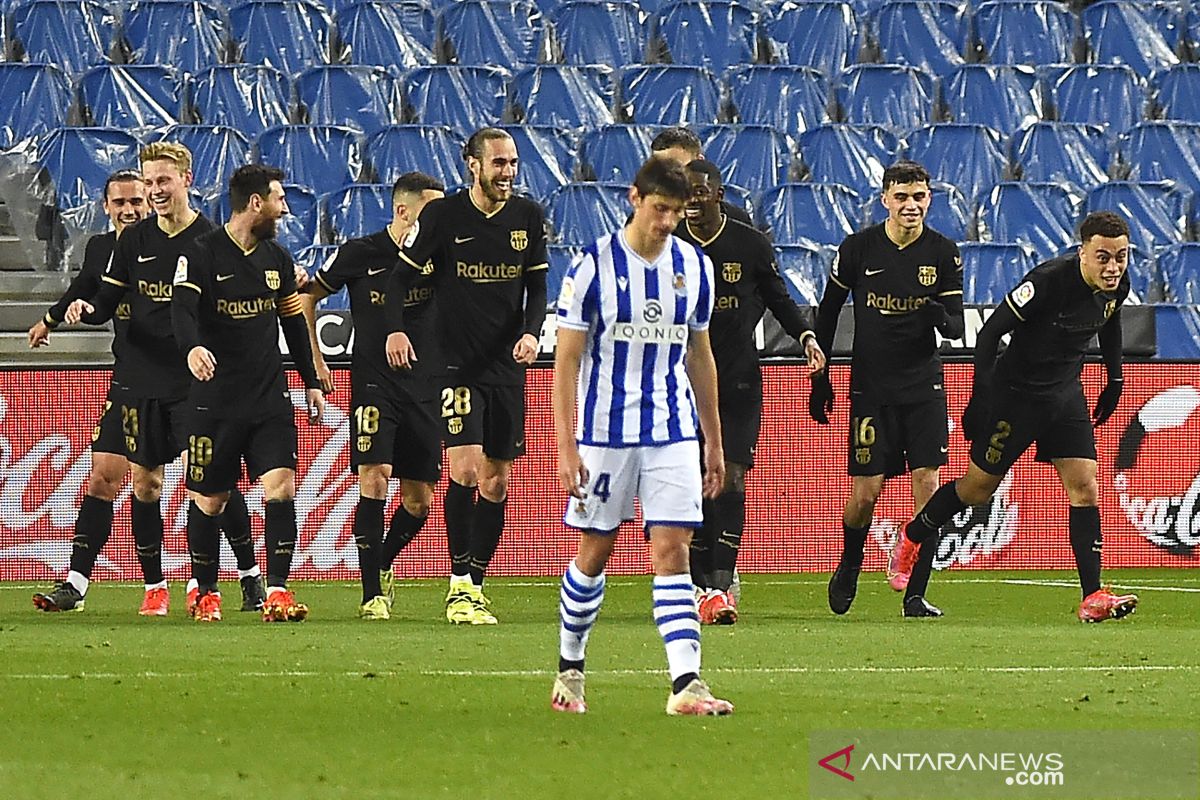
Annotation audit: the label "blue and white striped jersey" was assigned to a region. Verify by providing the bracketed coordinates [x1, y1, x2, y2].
[556, 230, 714, 447]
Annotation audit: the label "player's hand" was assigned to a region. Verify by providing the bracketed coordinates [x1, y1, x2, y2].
[921, 298, 950, 333]
[385, 332, 417, 370]
[294, 264, 310, 290]
[306, 387, 325, 424]
[1092, 377, 1124, 427]
[962, 394, 989, 442]
[558, 443, 589, 499]
[809, 372, 833, 424]
[803, 337, 826, 376]
[64, 299, 93, 325]
[314, 357, 334, 394]
[702, 442, 725, 499]
[27, 320, 51, 348]
[513, 333, 538, 365]
[187, 346, 217, 381]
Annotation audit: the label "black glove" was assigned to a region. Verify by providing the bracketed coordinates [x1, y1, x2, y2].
[809, 372, 833, 425]
[1092, 377, 1124, 427]
[921, 298, 950, 333]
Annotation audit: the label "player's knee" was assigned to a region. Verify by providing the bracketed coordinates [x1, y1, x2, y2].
[86, 471, 122, 501]
[192, 492, 227, 517]
[1065, 478, 1099, 506]
[956, 475, 995, 506]
[260, 469, 296, 502]
[402, 487, 433, 519]
[357, 467, 389, 500]
[450, 464, 479, 488]
[478, 473, 508, 503]
[131, 472, 162, 503]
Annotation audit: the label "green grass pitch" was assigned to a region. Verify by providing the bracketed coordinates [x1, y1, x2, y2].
[1, 570, 1197, 799]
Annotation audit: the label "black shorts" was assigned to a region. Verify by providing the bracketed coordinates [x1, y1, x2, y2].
[970, 383, 1096, 476]
[350, 383, 442, 482]
[440, 381, 526, 461]
[718, 377, 762, 467]
[121, 395, 189, 468]
[185, 409, 296, 494]
[90, 382, 129, 458]
[847, 390, 948, 477]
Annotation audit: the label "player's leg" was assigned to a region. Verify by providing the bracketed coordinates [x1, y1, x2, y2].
[831, 394, 892, 610]
[246, 413, 307, 622]
[466, 384, 525, 604]
[221, 486, 265, 611]
[699, 461, 747, 625]
[129, 462, 169, 616]
[442, 380, 484, 619]
[355, 462, 392, 619]
[901, 466, 943, 617]
[898, 396, 951, 616]
[183, 411, 242, 621]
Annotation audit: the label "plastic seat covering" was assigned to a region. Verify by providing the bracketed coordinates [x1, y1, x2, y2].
[904, 124, 1007, 204]
[0, 63, 70, 150]
[229, 0, 331, 76]
[13, 0, 115, 77]
[765, 1, 858, 75]
[122, 0, 226, 75]
[497, 125, 575, 202]
[157, 124, 249, 197]
[365, 125, 463, 186]
[976, 182, 1081, 259]
[404, 66, 510, 132]
[255, 125, 363, 195]
[550, 0, 645, 66]
[727, 65, 830, 137]
[1085, 180, 1191, 255]
[547, 182, 628, 246]
[652, 0, 760, 73]
[325, 183, 392, 242]
[189, 65, 291, 136]
[874, 0, 968, 77]
[35, 127, 141, 237]
[942, 64, 1040, 135]
[697, 124, 793, 190]
[796, 124, 900, 199]
[619, 65, 721, 125]
[508, 65, 614, 129]
[1082, 0, 1178, 77]
[959, 242, 1038, 304]
[837, 64, 935, 131]
[296, 66, 400, 133]
[1157, 243, 1200, 303]
[437, 0, 545, 67]
[1120, 121, 1200, 195]
[578, 124, 654, 183]
[336, 0, 435, 70]
[77, 65, 181, 132]
[1044, 64, 1145, 132]
[974, 0, 1074, 66]
[755, 182, 861, 246]
[1011, 122, 1110, 190]
[1153, 65, 1200, 123]
[774, 242, 831, 305]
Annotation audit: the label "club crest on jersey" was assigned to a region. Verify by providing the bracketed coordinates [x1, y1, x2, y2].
[510, 229, 528, 251]
[722, 262, 742, 283]
[673, 272, 687, 295]
[1104, 299, 1117, 319]
[265, 270, 280, 290]
[917, 265, 937, 286]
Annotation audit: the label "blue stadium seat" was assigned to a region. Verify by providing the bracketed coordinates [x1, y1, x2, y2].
[796, 124, 900, 199]
[774, 243, 831, 305]
[722, 183, 754, 219]
[437, 0, 545, 67]
[1120, 121, 1200, 195]
[507, 65, 614, 129]
[35, 127, 141, 237]
[764, 1, 859, 76]
[547, 182, 629, 246]
[122, 0, 226, 75]
[904, 124, 1006, 203]
[1011, 122, 1109, 190]
[836, 64, 935, 131]
[77, 65, 182, 132]
[403, 65, 510, 132]
[652, 0, 760, 73]
[1157, 243, 1200, 303]
[974, 0, 1075, 67]
[959, 242, 1038, 304]
[976, 182, 1081, 259]
[549, 0, 646, 66]
[364, 125, 464, 186]
[324, 183, 391, 242]
[497, 125, 574, 202]
[213, 182, 318, 248]
[1142, 0, 1189, 51]
[156, 124, 249, 198]
[1152, 64, 1200, 122]
[1085, 180, 1191, 255]
[229, 0, 331, 77]
[1042, 64, 1145, 132]
[255, 125, 364, 194]
[873, 0, 968, 77]
[864, 179, 972, 242]
[295, 244, 348, 308]
[335, 0, 435, 69]
[1082, 0, 1178, 77]
[13, 1, 115, 77]
[755, 182, 862, 246]
[188, 65, 291, 137]
[942, 65, 1040, 135]
[727, 65, 831, 137]
[619, 65, 721, 125]
[578, 124, 654, 183]
[0, 63, 70, 149]
[697, 124, 794, 192]
[546, 243, 579, 308]
[296, 66, 400, 133]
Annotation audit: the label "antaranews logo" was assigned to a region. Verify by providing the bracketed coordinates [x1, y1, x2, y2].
[818, 744, 855, 781]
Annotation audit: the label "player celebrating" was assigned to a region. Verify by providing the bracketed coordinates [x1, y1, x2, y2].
[301, 172, 445, 620]
[890, 211, 1138, 623]
[674, 160, 825, 624]
[809, 160, 963, 618]
[648, 127, 753, 226]
[172, 164, 325, 623]
[385, 128, 548, 625]
[550, 157, 733, 716]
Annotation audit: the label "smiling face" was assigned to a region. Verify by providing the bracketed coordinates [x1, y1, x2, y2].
[881, 179, 931, 235]
[1079, 233, 1129, 292]
[684, 170, 722, 228]
[141, 158, 193, 220]
[104, 178, 148, 234]
[469, 135, 518, 206]
[248, 180, 289, 241]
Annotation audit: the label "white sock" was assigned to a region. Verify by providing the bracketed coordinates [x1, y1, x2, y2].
[66, 571, 89, 596]
[559, 561, 605, 664]
[266, 585, 287, 596]
[144, 580, 167, 592]
[238, 565, 261, 580]
[449, 574, 473, 590]
[652, 574, 701, 682]
[186, 578, 198, 593]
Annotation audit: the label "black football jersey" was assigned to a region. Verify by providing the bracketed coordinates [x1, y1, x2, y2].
[314, 228, 440, 399]
[996, 253, 1131, 394]
[830, 223, 963, 400]
[395, 190, 548, 386]
[46, 231, 134, 380]
[174, 226, 303, 419]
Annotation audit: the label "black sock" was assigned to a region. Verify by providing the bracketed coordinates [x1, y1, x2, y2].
[905, 482, 968, 543]
[905, 534, 940, 600]
[672, 672, 699, 695]
[69, 495, 115, 578]
[690, 501, 715, 590]
[131, 496, 164, 585]
[841, 521, 870, 568]
[444, 480, 476, 578]
[468, 496, 506, 586]
[710, 490, 745, 592]
[354, 496, 384, 602]
[264, 499, 297, 588]
[221, 487, 257, 572]
[1069, 505, 1103, 597]
[187, 501, 221, 590]
[380, 504, 427, 568]
[558, 657, 584, 673]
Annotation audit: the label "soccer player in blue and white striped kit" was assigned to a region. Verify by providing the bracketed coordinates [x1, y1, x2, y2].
[550, 157, 733, 716]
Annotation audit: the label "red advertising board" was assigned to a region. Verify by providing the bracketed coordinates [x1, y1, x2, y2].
[0, 364, 1196, 582]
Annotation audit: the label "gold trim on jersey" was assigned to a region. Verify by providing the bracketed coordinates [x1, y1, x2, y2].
[398, 249, 424, 271]
[937, 289, 963, 297]
[829, 273, 851, 291]
[157, 208, 200, 238]
[278, 292, 303, 317]
[314, 272, 337, 294]
[176, 281, 201, 293]
[528, 261, 548, 272]
[468, 191, 506, 218]
[223, 225, 257, 256]
[685, 215, 727, 248]
[1005, 294, 1026, 322]
[102, 275, 130, 288]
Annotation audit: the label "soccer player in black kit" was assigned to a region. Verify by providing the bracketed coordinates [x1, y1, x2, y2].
[45, 144, 264, 616]
[386, 127, 548, 625]
[674, 160, 826, 624]
[810, 160, 963, 618]
[301, 172, 445, 620]
[890, 211, 1138, 623]
[649, 127, 754, 227]
[173, 164, 325, 623]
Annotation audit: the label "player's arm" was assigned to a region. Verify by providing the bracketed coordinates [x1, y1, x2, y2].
[756, 241, 824, 373]
[926, 240, 965, 339]
[962, 295, 1022, 440]
[515, 209, 550, 364]
[300, 252, 341, 394]
[553, 248, 597, 498]
[1092, 306, 1124, 426]
[809, 240, 854, 423]
[171, 246, 215, 382]
[383, 262, 419, 369]
[32, 237, 109, 346]
[276, 252, 325, 422]
[687, 253, 724, 497]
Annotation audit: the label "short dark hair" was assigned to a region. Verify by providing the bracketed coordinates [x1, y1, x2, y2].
[463, 127, 513, 161]
[104, 169, 142, 200]
[229, 164, 285, 212]
[392, 172, 444, 204]
[1079, 211, 1130, 243]
[633, 157, 690, 201]
[882, 160, 931, 190]
[650, 126, 702, 156]
[684, 159, 722, 188]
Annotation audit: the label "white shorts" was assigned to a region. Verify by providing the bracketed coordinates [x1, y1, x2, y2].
[562, 440, 703, 534]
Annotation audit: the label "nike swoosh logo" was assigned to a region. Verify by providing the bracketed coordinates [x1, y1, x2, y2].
[216, 274, 234, 281]
[454, 236, 475, 244]
[940, 446, 949, 454]
[367, 267, 388, 276]
[514, 440, 525, 449]
[137, 255, 156, 263]
[864, 268, 884, 276]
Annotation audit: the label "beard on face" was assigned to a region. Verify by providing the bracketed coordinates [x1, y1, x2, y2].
[479, 172, 510, 203]
[251, 216, 278, 240]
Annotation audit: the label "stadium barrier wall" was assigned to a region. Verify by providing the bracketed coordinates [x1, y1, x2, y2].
[1, 364, 1197, 582]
